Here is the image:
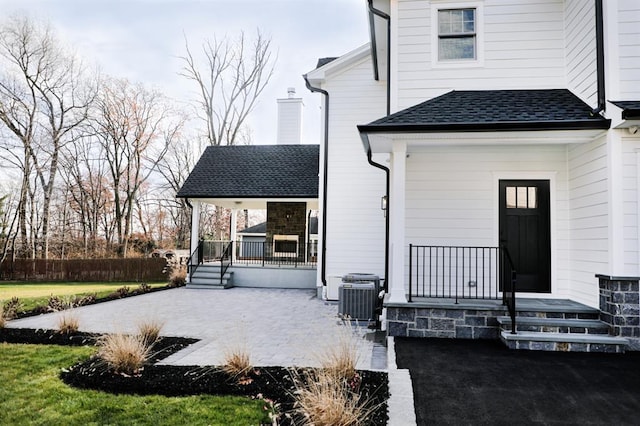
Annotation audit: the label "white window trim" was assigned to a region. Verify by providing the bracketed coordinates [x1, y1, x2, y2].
[431, 1, 484, 68]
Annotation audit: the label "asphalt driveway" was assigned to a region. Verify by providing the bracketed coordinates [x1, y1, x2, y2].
[395, 337, 640, 425]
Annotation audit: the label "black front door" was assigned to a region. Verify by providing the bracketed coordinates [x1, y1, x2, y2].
[499, 180, 551, 293]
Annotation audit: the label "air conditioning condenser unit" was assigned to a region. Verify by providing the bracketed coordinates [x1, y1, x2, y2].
[338, 283, 376, 321]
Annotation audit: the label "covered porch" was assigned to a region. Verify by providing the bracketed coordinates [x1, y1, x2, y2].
[176, 144, 320, 289]
[356, 89, 639, 351]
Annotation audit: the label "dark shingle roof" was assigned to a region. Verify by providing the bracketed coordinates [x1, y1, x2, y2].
[177, 145, 319, 199]
[610, 101, 640, 119]
[240, 216, 318, 235]
[359, 89, 611, 133]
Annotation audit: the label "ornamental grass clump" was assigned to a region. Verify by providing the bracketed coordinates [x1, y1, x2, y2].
[320, 329, 360, 383]
[137, 319, 164, 345]
[57, 311, 80, 334]
[169, 266, 187, 287]
[222, 345, 253, 383]
[292, 367, 375, 426]
[97, 333, 152, 376]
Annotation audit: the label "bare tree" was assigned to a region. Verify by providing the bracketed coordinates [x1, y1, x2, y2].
[179, 30, 275, 146]
[0, 16, 95, 258]
[91, 77, 184, 257]
[156, 133, 204, 249]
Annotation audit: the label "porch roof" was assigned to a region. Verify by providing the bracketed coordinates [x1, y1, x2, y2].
[359, 89, 611, 134]
[610, 100, 640, 120]
[176, 145, 319, 201]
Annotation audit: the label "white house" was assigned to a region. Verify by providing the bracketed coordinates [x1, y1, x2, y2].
[304, 0, 640, 351]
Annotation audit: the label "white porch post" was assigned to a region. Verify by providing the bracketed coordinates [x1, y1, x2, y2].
[388, 141, 407, 303]
[230, 208, 238, 263]
[188, 201, 201, 283]
[608, 130, 624, 275]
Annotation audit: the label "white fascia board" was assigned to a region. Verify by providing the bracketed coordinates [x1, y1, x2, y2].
[193, 198, 319, 210]
[366, 129, 610, 152]
[304, 43, 372, 85]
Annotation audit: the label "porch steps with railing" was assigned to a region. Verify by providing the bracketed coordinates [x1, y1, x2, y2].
[497, 306, 629, 353]
[187, 264, 234, 289]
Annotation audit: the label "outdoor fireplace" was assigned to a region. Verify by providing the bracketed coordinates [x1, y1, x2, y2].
[273, 235, 299, 257]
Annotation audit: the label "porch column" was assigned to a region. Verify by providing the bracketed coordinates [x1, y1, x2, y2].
[388, 141, 407, 303]
[188, 201, 201, 283]
[608, 130, 624, 275]
[230, 208, 238, 263]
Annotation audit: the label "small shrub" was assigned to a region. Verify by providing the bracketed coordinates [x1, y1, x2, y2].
[97, 333, 151, 376]
[74, 293, 97, 307]
[291, 368, 375, 426]
[222, 346, 253, 382]
[169, 265, 187, 287]
[3, 297, 23, 320]
[137, 319, 164, 345]
[57, 312, 80, 334]
[137, 282, 151, 293]
[47, 295, 65, 312]
[115, 286, 130, 298]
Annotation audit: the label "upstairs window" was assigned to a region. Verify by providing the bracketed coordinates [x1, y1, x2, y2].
[438, 8, 476, 61]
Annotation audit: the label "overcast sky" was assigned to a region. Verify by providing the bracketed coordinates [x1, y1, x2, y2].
[0, 0, 370, 145]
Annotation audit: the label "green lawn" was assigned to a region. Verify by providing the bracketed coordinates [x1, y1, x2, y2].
[0, 282, 168, 312]
[0, 343, 270, 425]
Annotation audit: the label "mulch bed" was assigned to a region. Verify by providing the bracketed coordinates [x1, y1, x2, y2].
[1, 327, 389, 425]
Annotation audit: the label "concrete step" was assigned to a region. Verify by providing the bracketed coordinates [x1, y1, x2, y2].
[515, 310, 600, 320]
[500, 330, 628, 353]
[186, 283, 233, 289]
[188, 269, 234, 289]
[497, 316, 610, 335]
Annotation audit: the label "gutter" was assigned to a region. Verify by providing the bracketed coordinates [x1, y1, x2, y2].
[357, 119, 612, 134]
[367, 0, 391, 116]
[304, 74, 329, 289]
[361, 133, 390, 292]
[592, 0, 606, 115]
[366, 0, 392, 291]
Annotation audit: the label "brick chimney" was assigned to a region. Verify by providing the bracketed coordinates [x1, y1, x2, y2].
[276, 87, 304, 144]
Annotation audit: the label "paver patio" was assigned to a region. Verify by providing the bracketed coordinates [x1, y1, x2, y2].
[7, 287, 383, 369]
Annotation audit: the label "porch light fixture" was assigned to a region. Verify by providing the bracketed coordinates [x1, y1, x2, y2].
[381, 195, 388, 217]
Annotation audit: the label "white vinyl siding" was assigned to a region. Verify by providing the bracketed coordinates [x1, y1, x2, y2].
[567, 136, 609, 307]
[396, 0, 566, 109]
[622, 137, 640, 275]
[564, 0, 597, 107]
[404, 144, 570, 299]
[619, 0, 640, 99]
[320, 56, 388, 279]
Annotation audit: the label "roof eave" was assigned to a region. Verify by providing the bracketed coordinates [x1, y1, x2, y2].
[357, 119, 612, 134]
[176, 194, 318, 199]
[622, 110, 640, 120]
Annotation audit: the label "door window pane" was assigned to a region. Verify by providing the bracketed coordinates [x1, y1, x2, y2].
[506, 187, 517, 208]
[506, 186, 538, 209]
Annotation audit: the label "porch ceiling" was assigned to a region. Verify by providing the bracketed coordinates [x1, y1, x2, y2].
[194, 197, 319, 210]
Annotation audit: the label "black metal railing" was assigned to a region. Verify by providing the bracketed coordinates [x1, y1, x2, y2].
[220, 241, 233, 286]
[408, 244, 517, 309]
[194, 239, 318, 269]
[187, 240, 204, 282]
[234, 240, 317, 268]
[500, 242, 517, 334]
